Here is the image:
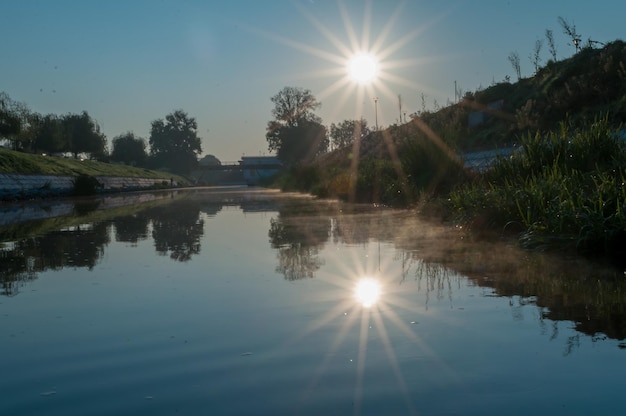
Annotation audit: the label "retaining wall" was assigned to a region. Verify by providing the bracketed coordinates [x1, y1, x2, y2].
[0, 174, 173, 200]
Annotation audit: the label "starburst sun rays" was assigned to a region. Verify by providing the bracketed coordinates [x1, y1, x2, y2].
[247, 4, 464, 412]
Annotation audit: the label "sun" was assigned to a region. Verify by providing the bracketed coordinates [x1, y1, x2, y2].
[250, 1, 440, 130]
[354, 277, 382, 307]
[347, 53, 379, 84]
[250, 1, 451, 203]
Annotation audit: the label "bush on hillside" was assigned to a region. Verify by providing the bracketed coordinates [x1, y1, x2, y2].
[73, 174, 103, 196]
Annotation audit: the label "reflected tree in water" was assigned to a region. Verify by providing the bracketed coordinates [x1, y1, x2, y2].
[21, 233, 73, 271]
[73, 200, 102, 216]
[1, 190, 625, 350]
[393, 212, 626, 346]
[151, 201, 204, 262]
[0, 248, 37, 296]
[50, 222, 110, 270]
[274, 244, 323, 281]
[0, 221, 111, 295]
[268, 209, 330, 280]
[114, 214, 150, 246]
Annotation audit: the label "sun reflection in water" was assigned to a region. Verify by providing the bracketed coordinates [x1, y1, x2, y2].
[354, 277, 381, 308]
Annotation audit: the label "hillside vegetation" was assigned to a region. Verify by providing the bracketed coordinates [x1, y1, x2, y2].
[275, 40, 626, 260]
[454, 39, 626, 150]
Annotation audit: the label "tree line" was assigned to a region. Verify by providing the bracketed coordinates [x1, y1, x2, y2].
[0, 92, 203, 174]
[0, 92, 107, 160]
[265, 86, 370, 166]
[1, 87, 371, 174]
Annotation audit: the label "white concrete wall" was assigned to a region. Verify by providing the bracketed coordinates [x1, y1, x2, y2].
[0, 174, 173, 199]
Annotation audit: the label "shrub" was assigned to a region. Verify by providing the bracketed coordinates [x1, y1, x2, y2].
[73, 174, 103, 196]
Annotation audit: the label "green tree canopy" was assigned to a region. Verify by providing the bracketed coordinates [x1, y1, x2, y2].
[270, 86, 321, 127]
[61, 111, 107, 159]
[266, 87, 326, 164]
[148, 110, 202, 174]
[330, 118, 369, 149]
[271, 119, 328, 165]
[0, 92, 29, 151]
[111, 132, 147, 166]
[33, 114, 64, 154]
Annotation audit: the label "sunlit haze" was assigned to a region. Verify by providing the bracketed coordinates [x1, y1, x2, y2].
[348, 54, 379, 84]
[2, 0, 624, 161]
[354, 278, 382, 307]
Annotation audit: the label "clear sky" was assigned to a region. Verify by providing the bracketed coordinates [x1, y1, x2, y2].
[2, 0, 624, 162]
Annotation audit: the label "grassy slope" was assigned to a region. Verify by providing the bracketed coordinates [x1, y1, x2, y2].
[314, 41, 626, 173]
[454, 39, 626, 150]
[0, 148, 184, 181]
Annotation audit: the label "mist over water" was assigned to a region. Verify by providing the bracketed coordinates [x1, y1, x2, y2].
[1, 188, 624, 415]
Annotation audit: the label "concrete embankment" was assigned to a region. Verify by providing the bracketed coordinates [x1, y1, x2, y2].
[0, 189, 179, 227]
[0, 173, 173, 200]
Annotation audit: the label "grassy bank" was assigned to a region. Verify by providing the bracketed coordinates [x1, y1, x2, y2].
[270, 40, 626, 260]
[0, 148, 185, 180]
[271, 118, 626, 261]
[0, 148, 190, 199]
[449, 118, 626, 256]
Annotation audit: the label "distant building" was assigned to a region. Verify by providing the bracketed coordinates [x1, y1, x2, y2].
[198, 154, 222, 167]
[240, 156, 282, 186]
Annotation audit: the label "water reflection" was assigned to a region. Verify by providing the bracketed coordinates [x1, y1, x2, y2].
[354, 278, 382, 307]
[114, 213, 149, 245]
[1, 187, 625, 348]
[150, 199, 204, 261]
[266, 195, 334, 280]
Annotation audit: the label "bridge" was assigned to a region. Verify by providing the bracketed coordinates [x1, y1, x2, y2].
[195, 156, 283, 185]
[194, 150, 514, 184]
[197, 162, 281, 171]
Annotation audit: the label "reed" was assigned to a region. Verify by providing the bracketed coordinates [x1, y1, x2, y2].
[451, 117, 626, 254]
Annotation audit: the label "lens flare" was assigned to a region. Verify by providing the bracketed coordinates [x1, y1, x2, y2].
[355, 278, 382, 307]
[347, 53, 379, 84]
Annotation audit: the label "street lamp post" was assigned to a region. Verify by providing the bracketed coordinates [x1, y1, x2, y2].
[373, 97, 378, 130]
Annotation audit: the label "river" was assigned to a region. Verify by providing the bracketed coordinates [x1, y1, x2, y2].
[1, 187, 624, 415]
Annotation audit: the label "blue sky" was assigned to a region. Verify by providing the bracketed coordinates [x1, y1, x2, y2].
[2, 0, 624, 161]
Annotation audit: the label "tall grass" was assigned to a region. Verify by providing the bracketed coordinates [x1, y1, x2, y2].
[450, 118, 626, 254]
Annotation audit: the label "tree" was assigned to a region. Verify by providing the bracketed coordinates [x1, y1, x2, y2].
[270, 86, 321, 128]
[545, 29, 558, 61]
[0, 92, 26, 150]
[61, 111, 107, 159]
[529, 39, 543, 74]
[272, 119, 328, 165]
[330, 118, 369, 149]
[266, 87, 326, 164]
[33, 114, 64, 154]
[111, 132, 147, 166]
[558, 16, 581, 53]
[148, 110, 202, 174]
[508, 51, 522, 81]
[151, 200, 204, 262]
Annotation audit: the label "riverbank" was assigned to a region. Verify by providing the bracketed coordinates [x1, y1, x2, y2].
[272, 118, 626, 264]
[0, 148, 188, 201]
[0, 173, 177, 202]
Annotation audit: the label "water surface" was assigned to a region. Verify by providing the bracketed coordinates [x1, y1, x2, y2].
[1, 187, 625, 415]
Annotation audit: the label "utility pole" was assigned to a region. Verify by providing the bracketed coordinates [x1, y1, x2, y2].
[373, 97, 378, 130]
[398, 94, 402, 123]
